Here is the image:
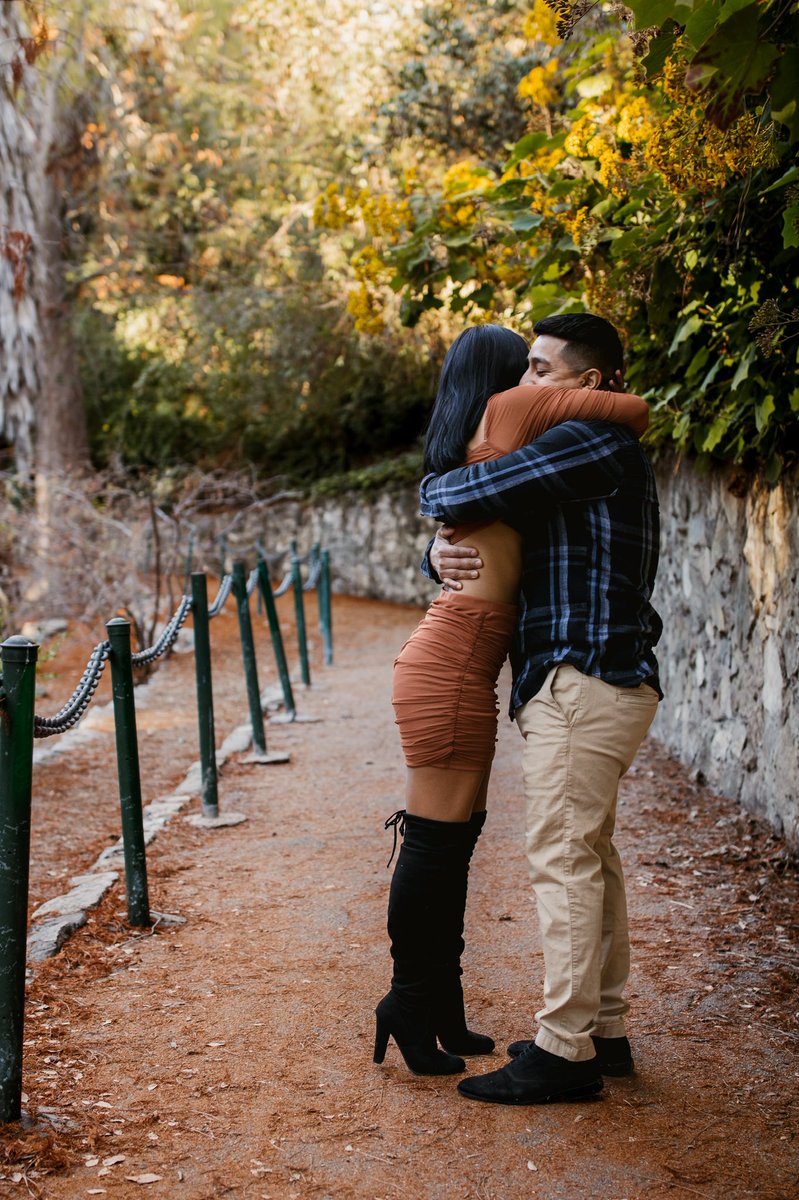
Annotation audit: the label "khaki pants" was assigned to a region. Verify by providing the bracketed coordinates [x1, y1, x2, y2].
[515, 664, 659, 1061]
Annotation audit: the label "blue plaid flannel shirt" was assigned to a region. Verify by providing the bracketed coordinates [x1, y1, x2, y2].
[420, 419, 663, 715]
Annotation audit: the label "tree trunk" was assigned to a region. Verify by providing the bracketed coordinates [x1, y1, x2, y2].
[0, 6, 40, 475]
[0, 6, 89, 478]
[1, 7, 90, 614]
[30, 39, 89, 478]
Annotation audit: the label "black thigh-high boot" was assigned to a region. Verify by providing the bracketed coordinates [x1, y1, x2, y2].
[374, 813, 466, 1076]
[432, 811, 495, 1055]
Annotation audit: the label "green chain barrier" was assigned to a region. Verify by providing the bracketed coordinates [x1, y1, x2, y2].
[291, 555, 311, 687]
[107, 619, 152, 927]
[0, 637, 38, 1123]
[321, 549, 334, 666]
[232, 561, 268, 756]
[184, 531, 195, 593]
[190, 573, 219, 817]
[257, 560, 296, 719]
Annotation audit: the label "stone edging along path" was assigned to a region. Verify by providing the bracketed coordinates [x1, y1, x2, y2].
[26, 680, 288, 966]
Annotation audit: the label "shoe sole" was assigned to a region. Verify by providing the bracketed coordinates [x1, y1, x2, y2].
[457, 1080, 603, 1105]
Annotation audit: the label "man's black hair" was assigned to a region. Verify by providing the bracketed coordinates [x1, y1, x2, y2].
[533, 313, 624, 383]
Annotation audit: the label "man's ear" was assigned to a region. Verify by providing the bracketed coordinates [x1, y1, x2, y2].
[579, 367, 603, 390]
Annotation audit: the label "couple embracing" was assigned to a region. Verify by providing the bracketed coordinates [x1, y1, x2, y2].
[375, 312, 663, 1106]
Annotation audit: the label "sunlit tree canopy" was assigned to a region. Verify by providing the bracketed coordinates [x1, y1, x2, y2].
[4, 0, 797, 482]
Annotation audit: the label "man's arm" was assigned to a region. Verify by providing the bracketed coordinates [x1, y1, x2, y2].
[420, 420, 626, 526]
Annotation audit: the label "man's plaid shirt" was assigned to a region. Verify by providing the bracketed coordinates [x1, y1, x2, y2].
[420, 419, 663, 716]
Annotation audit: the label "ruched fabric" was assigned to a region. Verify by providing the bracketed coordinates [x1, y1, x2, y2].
[392, 591, 518, 770]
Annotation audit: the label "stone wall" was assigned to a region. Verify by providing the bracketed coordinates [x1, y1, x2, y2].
[243, 461, 799, 846]
[652, 460, 798, 847]
[253, 492, 439, 608]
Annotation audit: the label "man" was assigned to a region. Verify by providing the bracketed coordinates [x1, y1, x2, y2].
[421, 312, 662, 1105]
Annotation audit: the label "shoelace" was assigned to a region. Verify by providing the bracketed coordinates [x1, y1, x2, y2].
[384, 809, 406, 868]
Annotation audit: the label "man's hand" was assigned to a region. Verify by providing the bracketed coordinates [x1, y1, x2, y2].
[606, 368, 626, 392]
[430, 526, 483, 591]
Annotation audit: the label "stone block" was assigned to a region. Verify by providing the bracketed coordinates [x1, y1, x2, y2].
[32, 871, 118, 920]
[28, 913, 87, 962]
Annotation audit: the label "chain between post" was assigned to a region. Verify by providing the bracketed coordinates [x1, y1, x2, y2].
[303, 556, 322, 591]
[25, 546, 323, 742]
[272, 570, 294, 597]
[32, 595, 193, 738]
[131, 595, 193, 666]
[33, 641, 111, 739]
[208, 574, 233, 618]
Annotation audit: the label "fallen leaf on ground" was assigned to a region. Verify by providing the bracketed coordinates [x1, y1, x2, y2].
[102, 1155, 126, 1166]
[125, 1175, 163, 1185]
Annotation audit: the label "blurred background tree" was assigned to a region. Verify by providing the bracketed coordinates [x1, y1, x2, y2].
[72, 0, 447, 481]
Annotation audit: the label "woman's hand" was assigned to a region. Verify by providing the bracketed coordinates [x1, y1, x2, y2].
[430, 526, 483, 591]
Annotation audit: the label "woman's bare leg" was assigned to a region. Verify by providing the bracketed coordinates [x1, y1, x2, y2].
[471, 768, 491, 814]
[405, 765, 491, 822]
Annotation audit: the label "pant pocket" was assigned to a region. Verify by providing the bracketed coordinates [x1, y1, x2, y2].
[548, 665, 584, 727]
[616, 684, 660, 709]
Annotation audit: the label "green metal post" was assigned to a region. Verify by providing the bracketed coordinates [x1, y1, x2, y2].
[311, 542, 323, 630]
[232, 561, 267, 755]
[321, 549, 334, 666]
[106, 619, 151, 928]
[291, 555, 311, 687]
[184, 531, 195, 592]
[190, 573, 219, 817]
[0, 637, 37, 1123]
[255, 540, 265, 620]
[257, 559, 296, 718]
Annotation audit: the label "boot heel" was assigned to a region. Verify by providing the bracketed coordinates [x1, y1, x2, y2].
[373, 1016, 389, 1064]
[373, 993, 465, 1075]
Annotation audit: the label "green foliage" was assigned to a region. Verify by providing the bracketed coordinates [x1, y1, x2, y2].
[335, 0, 799, 476]
[61, 0, 799, 482]
[382, 1, 533, 162]
[309, 450, 424, 498]
[81, 299, 436, 479]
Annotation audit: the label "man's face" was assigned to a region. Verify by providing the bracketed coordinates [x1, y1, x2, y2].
[520, 334, 594, 389]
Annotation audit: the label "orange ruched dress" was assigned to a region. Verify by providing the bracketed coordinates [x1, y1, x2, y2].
[391, 384, 649, 771]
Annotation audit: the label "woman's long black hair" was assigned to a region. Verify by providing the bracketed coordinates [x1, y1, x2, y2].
[423, 325, 529, 475]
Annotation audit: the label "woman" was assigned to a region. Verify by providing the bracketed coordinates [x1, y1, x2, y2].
[374, 325, 649, 1076]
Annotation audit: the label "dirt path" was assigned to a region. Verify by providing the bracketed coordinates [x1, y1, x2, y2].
[3, 596, 798, 1199]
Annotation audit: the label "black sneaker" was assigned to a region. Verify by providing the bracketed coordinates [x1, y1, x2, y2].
[506, 1034, 634, 1077]
[457, 1042, 603, 1105]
